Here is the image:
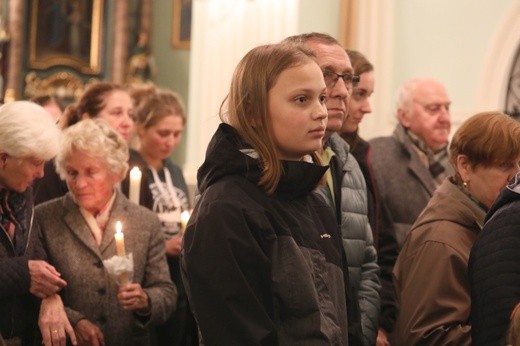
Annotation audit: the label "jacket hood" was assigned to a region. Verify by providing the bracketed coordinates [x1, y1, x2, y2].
[197, 123, 328, 199]
[412, 178, 486, 232]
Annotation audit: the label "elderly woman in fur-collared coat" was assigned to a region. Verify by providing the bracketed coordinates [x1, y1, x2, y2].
[35, 119, 176, 346]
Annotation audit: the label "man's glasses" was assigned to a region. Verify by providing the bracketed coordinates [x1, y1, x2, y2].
[323, 71, 360, 90]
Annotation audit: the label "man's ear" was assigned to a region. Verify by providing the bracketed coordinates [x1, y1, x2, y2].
[397, 108, 411, 128]
[0, 152, 8, 168]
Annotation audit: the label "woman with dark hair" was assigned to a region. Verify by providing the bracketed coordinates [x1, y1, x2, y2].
[339, 49, 398, 346]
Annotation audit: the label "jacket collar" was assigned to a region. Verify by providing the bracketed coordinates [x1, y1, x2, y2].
[414, 178, 486, 233]
[62, 191, 130, 258]
[198, 123, 328, 199]
[486, 172, 520, 222]
[392, 124, 439, 195]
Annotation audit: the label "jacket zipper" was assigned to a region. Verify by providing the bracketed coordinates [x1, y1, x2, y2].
[24, 205, 34, 255]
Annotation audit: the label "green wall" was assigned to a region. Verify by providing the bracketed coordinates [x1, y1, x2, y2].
[393, 0, 516, 113]
[150, 0, 341, 165]
[151, 0, 190, 164]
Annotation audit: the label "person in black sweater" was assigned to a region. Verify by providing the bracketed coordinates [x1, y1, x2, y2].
[470, 171, 520, 345]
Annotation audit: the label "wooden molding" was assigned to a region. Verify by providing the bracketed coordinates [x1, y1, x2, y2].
[339, 0, 358, 49]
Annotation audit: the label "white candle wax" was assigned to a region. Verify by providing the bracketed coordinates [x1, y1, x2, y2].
[114, 221, 126, 257]
[129, 167, 142, 204]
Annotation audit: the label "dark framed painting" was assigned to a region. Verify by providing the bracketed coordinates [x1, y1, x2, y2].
[172, 0, 192, 49]
[29, 0, 104, 74]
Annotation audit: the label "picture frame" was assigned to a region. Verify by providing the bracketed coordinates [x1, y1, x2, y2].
[28, 0, 104, 75]
[172, 0, 192, 49]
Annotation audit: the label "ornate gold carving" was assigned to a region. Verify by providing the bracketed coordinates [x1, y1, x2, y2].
[24, 71, 96, 102]
[3, 88, 15, 103]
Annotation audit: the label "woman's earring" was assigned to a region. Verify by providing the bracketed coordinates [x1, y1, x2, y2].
[463, 181, 468, 189]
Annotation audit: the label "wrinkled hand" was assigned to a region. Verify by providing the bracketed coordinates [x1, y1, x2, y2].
[28, 260, 67, 298]
[164, 236, 182, 257]
[376, 328, 391, 346]
[117, 283, 150, 314]
[74, 319, 105, 346]
[39, 294, 77, 346]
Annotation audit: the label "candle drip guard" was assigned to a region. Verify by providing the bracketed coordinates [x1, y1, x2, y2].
[103, 253, 134, 285]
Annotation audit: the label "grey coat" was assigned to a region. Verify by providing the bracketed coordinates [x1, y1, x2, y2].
[369, 124, 452, 249]
[318, 133, 381, 346]
[35, 191, 176, 346]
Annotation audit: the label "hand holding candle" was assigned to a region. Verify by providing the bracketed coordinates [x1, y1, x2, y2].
[129, 167, 142, 205]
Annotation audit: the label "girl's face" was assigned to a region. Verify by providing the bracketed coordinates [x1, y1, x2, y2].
[268, 61, 328, 161]
[342, 71, 375, 133]
[138, 114, 184, 162]
[95, 90, 134, 140]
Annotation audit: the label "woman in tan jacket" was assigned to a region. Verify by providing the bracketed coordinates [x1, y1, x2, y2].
[393, 111, 520, 345]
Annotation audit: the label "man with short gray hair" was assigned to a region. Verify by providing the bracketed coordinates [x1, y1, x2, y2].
[368, 78, 452, 341]
[370, 77, 453, 250]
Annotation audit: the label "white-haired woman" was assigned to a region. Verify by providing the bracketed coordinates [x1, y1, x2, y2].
[0, 101, 75, 346]
[35, 119, 176, 346]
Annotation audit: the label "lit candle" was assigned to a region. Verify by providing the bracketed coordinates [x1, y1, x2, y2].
[129, 167, 142, 205]
[114, 221, 130, 285]
[114, 221, 125, 257]
[180, 210, 191, 236]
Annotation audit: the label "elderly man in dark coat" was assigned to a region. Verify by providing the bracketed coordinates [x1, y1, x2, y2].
[0, 101, 75, 346]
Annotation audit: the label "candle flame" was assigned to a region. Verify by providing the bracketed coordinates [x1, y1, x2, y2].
[116, 221, 122, 234]
[181, 210, 191, 223]
[130, 166, 142, 179]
